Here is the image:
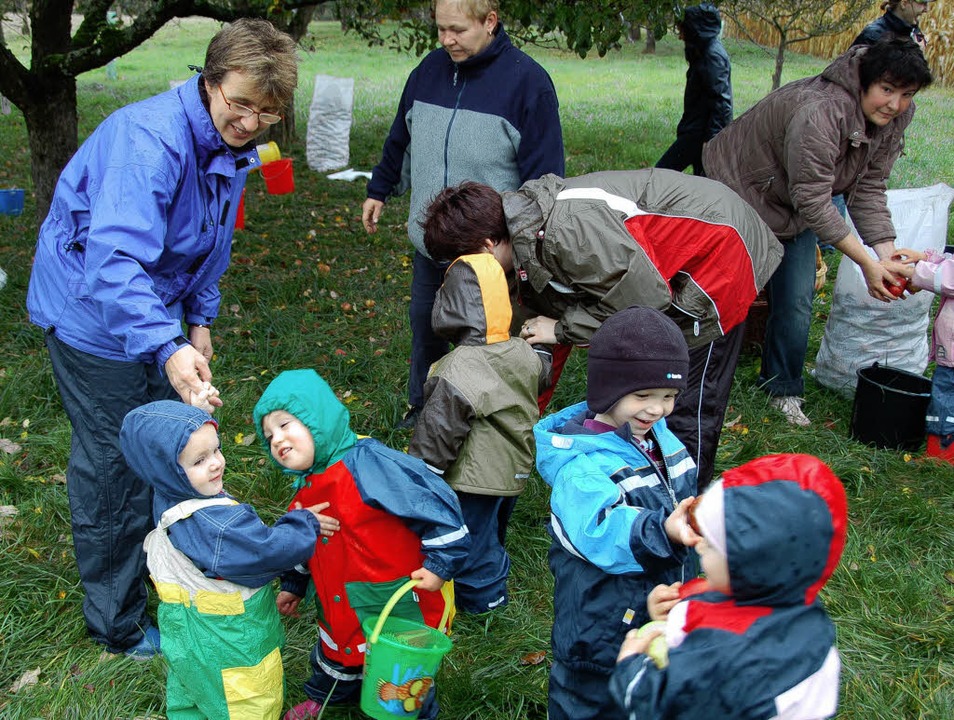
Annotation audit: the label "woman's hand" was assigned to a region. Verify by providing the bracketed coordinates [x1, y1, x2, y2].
[362, 198, 384, 234]
[165, 345, 224, 409]
[519, 315, 558, 345]
[188, 324, 213, 361]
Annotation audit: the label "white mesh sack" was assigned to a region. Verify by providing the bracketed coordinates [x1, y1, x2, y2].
[814, 183, 954, 395]
[306, 75, 354, 173]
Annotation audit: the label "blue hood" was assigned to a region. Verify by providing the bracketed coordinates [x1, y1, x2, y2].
[718, 454, 847, 606]
[120, 400, 223, 523]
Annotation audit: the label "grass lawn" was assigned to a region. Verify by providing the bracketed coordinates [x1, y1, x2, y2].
[0, 17, 952, 719]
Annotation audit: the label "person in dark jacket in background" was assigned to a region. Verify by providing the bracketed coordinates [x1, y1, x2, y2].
[852, 0, 934, 52]
[361, 0, 564, 431]
[656, 3, 732, 176]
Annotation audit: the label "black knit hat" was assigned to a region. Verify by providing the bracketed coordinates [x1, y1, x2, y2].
[586, 306, 690, 413]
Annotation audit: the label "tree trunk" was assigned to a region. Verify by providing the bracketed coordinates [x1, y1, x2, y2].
[643, 29, 656, 54]
[772, 39, 786, 91]
[23, 75, 78, 224]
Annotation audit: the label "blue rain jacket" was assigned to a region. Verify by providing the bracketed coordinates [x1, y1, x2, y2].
[535, 402, 698, 672]
[120, 401, 320, 587]
[27, 76, 263, 368]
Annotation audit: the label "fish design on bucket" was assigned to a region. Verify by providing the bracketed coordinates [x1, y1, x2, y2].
[377, 676, 434, 713]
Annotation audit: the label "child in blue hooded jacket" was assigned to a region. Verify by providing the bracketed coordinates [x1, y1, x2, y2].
[611, 453, 846, 720]
[534, 306, 700, 720]
[120, 400, 337, 719]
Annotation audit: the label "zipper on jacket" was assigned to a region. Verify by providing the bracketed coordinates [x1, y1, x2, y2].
[443, 77, 467, 188]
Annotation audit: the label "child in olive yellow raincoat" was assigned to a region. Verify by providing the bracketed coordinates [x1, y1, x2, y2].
[121, 401, 336, 719]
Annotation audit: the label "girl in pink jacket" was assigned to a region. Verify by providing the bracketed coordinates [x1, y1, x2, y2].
[901, 248, 954, 461]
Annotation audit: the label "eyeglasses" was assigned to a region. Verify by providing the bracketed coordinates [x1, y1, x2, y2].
[217, 85, 282, 125]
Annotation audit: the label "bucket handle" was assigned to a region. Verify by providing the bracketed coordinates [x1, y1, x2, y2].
[367, 577, 453, 645]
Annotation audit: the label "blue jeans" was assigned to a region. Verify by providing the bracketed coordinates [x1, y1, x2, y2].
[927, 365, 954, 437]
[45, 332, 178, 652]
[408, 251, 449, 408]
[760, 196, 846, 397]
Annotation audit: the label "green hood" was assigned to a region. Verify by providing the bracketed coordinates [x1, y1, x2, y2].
[253, 369, 357, 480]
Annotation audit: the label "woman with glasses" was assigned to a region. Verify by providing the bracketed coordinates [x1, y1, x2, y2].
[26, 18, 297, 659]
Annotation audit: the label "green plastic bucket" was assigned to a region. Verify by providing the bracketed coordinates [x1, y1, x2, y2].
[359, 579, 452, 719]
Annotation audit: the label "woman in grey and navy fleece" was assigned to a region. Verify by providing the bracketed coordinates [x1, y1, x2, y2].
[362, 0, 564, 424]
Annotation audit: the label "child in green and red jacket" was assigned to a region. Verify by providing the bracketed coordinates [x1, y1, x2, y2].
[253, 369, 469, 720]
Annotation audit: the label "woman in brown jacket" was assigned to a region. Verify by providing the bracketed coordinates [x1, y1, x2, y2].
[702, 37, 932, 426]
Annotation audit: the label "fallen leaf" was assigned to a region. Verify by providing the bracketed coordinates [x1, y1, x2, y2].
[9, 667, 40, 693]
[722, 414, 742, 428]
[241, 434, 256, 447]
[945, 570, 954, 585]
[519, 650, 547, 666]
[0, 438, 21, 454]
[0, 505, 18, 519]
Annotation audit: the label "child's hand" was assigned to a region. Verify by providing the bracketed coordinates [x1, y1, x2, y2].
[892, 249, 925, 265]
[410, 567, 444, 592]
[617, 626, 662, 663]
[276, 590, 303, 617]
[189, 381, 221, 413]
[296, 501, 340, 536]
[647, 582, 683, 621]
[665, 497, 702, 548]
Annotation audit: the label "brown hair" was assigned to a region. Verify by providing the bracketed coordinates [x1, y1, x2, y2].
[422, 182, 510, 262]
[202, 19, 298, 110]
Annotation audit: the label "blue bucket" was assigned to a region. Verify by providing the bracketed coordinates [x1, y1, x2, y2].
[0, 189, 25, 216]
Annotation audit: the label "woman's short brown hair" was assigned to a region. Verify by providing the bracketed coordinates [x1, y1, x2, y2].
[203, 18, 298, 110]
[422, 182, 510, 262]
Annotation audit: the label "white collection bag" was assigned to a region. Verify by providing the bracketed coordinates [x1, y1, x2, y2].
[814, 183, 954, 395]
[306, 75, 354, 173]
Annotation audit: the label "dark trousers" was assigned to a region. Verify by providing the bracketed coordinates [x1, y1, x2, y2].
[45, 332, 178, 652]
[656, 132, 707, 177]
[667, 322, 746, 490]
[408, 251, 449, 408]
[548, 659, 624, 720]
[454, 493, 516, 613]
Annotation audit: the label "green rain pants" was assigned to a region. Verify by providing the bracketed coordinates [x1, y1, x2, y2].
[144, 498, 286, 719]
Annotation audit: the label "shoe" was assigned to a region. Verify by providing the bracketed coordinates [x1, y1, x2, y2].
[284, 700, 323, 720]
[123, 624, 161, 660]
[926, 434, 954, 464]
[394, 406, 422, 431]
[770, 396, 811, 427]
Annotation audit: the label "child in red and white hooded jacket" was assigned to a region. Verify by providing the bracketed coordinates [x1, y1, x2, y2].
[610, 454, 847, 720]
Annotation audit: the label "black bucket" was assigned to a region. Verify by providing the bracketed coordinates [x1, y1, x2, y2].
[850, 363, 931, 450]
